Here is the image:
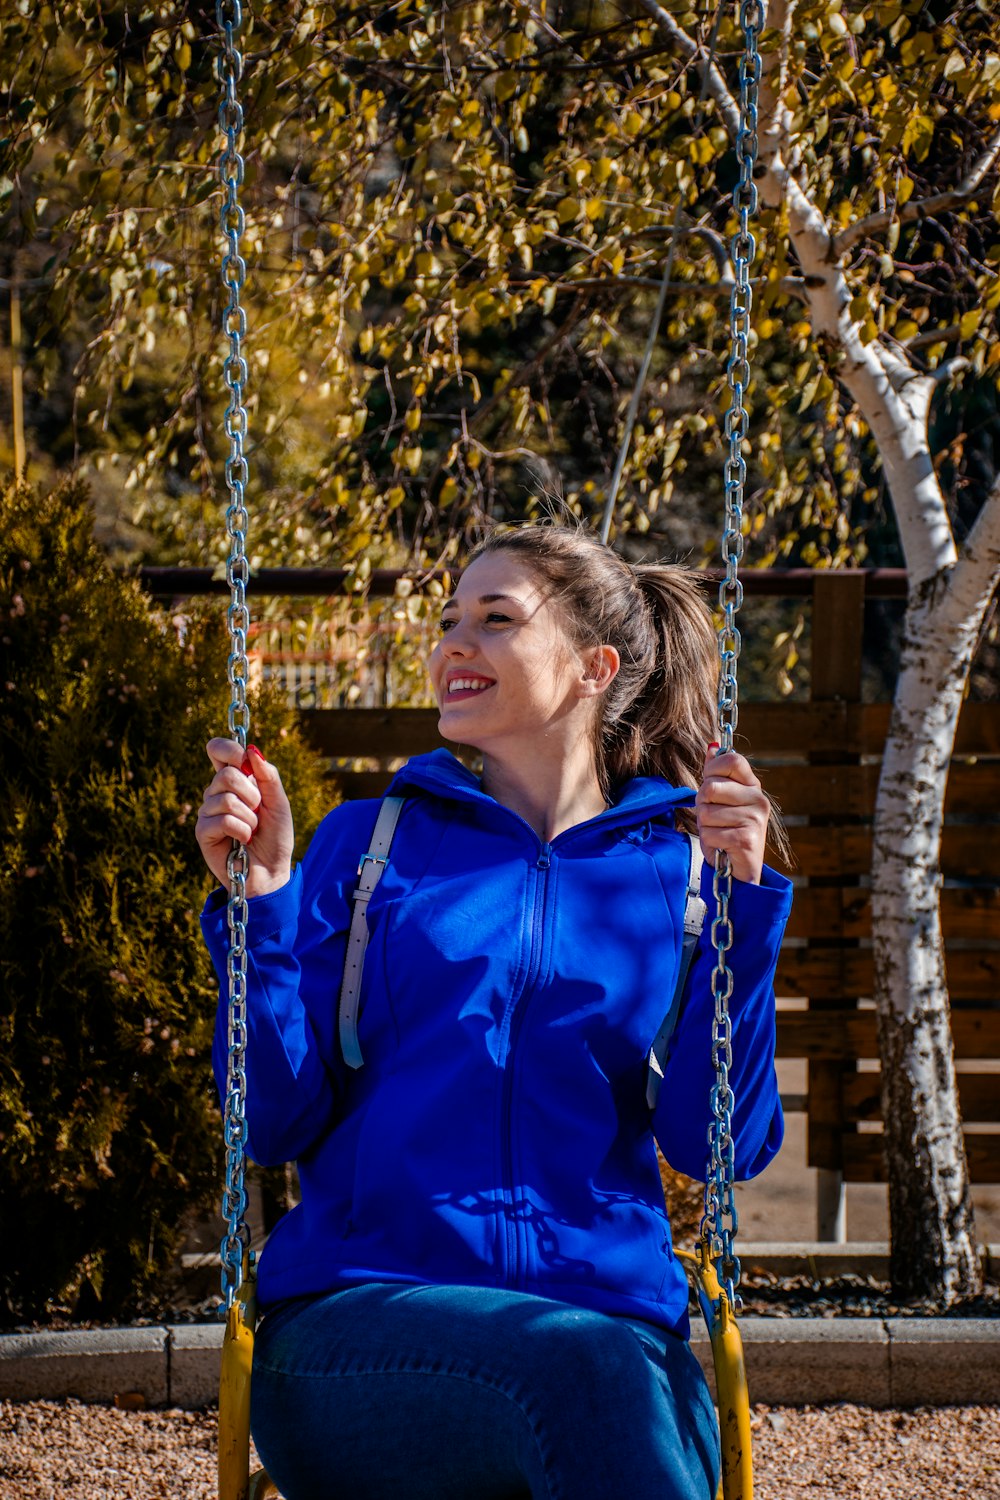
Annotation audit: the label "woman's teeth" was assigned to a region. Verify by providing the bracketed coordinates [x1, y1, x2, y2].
[449, 678, 492, 694]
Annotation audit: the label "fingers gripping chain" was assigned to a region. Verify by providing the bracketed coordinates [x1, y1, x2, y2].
[218, 0, 251, 1313]
[702, 0, 764, 1311]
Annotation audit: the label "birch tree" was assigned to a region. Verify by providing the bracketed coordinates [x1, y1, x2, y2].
[637, 0, 999, 1299]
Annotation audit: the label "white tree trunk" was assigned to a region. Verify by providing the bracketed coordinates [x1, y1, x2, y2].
[871, 585, 983, 1300]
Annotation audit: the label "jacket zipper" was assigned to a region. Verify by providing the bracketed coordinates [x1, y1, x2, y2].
[500, 841, 551, 1288]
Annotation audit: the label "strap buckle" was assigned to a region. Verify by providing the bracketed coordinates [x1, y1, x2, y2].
[357, 851, 387, 878]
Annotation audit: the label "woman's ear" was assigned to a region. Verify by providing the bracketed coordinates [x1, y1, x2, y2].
[578, 643, 620, 698]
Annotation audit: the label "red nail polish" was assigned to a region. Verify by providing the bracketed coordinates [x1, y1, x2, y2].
[241, 744, 265, 776]
[707, 741, 720, 754]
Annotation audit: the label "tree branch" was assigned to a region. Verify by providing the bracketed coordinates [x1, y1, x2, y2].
[509, 273, 807, 299]
[638, 222, 733, 280]
[834, 125, 1000, 257]
[633, 0, 741, 143]
[758, 0, 956, 585]
[937, 471, 1000, 645]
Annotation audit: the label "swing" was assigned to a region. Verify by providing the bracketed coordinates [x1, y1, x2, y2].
[213, 0, 763, 1493]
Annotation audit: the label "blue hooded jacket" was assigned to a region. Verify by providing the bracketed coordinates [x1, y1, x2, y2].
[202, 750, 791, 1338]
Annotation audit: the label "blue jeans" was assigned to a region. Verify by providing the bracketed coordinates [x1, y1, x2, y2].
[251, 1282, 720, 1500]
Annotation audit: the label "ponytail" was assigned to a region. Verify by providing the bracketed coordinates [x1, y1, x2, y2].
[606, 564, 719, 794]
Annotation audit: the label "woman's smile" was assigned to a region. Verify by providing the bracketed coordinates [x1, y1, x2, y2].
[445, 671, 498, 701]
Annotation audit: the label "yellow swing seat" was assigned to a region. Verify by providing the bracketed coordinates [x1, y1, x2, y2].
[218, 1241, 753, 1500]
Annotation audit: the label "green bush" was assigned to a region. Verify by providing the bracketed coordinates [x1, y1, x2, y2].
[0, 478, 332, 1323]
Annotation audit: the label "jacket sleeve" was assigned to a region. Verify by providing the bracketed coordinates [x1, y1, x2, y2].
[202, 801, 378, 1166]
[652, 862, 791, 1183]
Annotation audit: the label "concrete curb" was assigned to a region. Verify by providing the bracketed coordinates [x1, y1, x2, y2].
[1, 1317, 997, 1410]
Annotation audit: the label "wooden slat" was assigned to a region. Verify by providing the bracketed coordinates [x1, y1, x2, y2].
[783, 826, 1000, 881]
[841, 1072, 1000, 1124]
[784, 887, 1000, 941]
[736, 702, 859, 755]
[765, 763, 1000, 818]
[303, 707, 445, 758]
[840, 1132, 1000, 1184]
[776, 949, 1000, 1002]
[329, 770, 399, 800]
[776, 1008, 1000, 1060]
[300, 702, 1000, 762]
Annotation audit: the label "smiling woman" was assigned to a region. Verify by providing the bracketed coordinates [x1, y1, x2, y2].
[195, 521, 791, 1500]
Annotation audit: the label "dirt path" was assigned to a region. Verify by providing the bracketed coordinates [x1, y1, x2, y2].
[1, 1399, 998, 1498]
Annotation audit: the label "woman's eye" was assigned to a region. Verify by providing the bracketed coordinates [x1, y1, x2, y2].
[440, 617, 457, 632]
[485, 612, 512, 625]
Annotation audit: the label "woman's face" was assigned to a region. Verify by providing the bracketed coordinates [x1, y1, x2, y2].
[429, 551, 608, 756]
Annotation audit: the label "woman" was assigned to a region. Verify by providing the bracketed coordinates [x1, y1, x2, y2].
[196, 524, 792, 1500]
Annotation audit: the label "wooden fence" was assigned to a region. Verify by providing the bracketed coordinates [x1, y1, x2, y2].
[144, 567, 1000, 1229]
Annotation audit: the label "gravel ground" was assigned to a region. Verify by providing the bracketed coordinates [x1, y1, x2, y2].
[0, 1399, 998, 1499]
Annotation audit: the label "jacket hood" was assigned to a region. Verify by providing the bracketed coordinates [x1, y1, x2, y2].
[388, 748, 695, 834]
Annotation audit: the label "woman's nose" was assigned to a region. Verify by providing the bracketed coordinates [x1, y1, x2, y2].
[441, 624, 473, 657]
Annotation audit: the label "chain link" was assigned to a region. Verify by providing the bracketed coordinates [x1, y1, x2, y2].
[217, 0, 251, 1313]
[701, 0, 763, 1311]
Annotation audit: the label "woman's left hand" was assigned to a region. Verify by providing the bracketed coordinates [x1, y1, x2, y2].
[695, 747, 769, 885]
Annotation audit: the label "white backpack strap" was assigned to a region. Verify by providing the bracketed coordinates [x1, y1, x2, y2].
[646, 832, 707, 1110]
[338, 795, 405, 1070]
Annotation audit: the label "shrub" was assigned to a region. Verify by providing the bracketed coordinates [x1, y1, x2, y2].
[0, 478, 331, 1323]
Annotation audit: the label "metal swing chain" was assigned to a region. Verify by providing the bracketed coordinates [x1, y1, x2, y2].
[701, 0, 763, 1314]
[218, 0, 252, 1314]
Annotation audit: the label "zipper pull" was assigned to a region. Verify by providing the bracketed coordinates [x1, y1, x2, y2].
[537, 847, 551, 870]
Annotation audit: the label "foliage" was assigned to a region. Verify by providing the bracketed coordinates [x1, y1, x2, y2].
[2, 0, 997, 591]
[0, 477, 332, 1322]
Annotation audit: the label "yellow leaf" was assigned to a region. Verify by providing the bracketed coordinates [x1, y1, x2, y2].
[556, 196, 578, 224]
[584, 197, 603, 221]
[959, 310, 981, 339]
[494, 72, 518, 104]
[896, 176, 915, 206]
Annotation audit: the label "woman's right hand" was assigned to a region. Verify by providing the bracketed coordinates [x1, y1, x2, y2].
[195, 739, 295, 897]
